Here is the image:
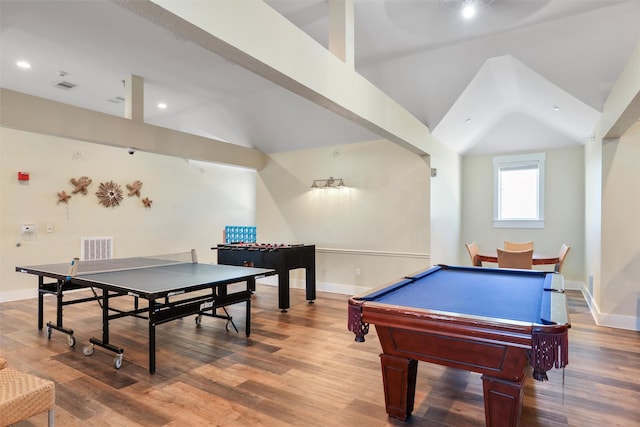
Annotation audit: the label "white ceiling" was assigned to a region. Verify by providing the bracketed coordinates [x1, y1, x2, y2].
[1, 0, 639, 156]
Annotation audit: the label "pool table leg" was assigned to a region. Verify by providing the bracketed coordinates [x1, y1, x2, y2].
[379, 354, 418, 420]
[481, 375, 525, 427]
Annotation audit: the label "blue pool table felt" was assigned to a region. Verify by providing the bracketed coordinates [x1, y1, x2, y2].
[363, 267, 554, 324]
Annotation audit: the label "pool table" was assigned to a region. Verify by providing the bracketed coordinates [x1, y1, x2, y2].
[348, 265, 570, 426]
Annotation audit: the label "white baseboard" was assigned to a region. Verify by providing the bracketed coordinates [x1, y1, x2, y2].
[579, 284, 639, 332]
[0, 288, 38, 303]
[256, 277, 366, 296]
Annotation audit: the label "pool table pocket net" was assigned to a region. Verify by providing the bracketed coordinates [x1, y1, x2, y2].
[530, 327, 569, 381]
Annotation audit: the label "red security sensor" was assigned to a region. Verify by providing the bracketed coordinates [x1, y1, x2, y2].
[18, 172, 30, 181]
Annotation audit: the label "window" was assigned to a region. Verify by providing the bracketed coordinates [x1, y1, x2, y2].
[493, 153, 545, 228]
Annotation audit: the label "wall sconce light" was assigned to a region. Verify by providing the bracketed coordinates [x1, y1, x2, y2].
[310, 176, 345, 189]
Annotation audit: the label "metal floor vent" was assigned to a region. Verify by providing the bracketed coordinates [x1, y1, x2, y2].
[81, 237, 113, 261]
[54, 80, 77, 90]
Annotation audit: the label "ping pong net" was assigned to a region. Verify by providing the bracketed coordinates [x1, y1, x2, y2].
[67, 249, 198, 277]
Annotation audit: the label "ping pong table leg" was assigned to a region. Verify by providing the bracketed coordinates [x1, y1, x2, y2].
[85, 288, 124, 369]
[246, 297, 251, 337]
[55, 280, 64, 328]
[37, 276, 44, 330]
[149, 298, 157, 374]
[42, 279, 76, 347]
[246, 279, 253, 336]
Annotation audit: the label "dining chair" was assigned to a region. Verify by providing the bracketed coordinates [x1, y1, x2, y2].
[555, 244, 571, 273]
[497, 248, 533, 269]
[504, 240, 534, 251]
[465, 242, 481, 266]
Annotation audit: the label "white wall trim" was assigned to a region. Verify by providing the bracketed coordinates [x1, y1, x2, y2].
[0, 288, 37, 303]
[0, 289, 85, 303]
[316, 247, 430, 259]
[256, 277, 367, 297]
[579, 285, 639, 332]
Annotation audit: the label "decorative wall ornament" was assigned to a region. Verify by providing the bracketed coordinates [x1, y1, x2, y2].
[142, 197, 153, 208]
[126, 180, 143, 197]
[96, 181, 123, 208]
[70, 176, 92, 194]
[57, 191, 71, 204]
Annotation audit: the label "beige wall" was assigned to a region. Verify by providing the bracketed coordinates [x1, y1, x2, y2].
[584, 134, 602, 302]
[586, 121, 640, 331]
[584, 41, 640, 331]
[0, 129, 457, 301]
[256, 139, 432, 295]
[426, 139, 462, 266]
[461, 146, 585, 283]
[0, 127, 257, 301]
[600, 121, 640, 326]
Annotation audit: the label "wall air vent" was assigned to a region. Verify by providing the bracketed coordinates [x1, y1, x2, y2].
[54, 81, 77, 90]
[81, 236, 113, 261]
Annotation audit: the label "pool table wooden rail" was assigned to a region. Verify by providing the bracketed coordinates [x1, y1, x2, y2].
[352, 300, 539, 376]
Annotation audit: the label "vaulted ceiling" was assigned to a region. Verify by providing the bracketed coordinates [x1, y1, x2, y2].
[1, 0, 638, 156]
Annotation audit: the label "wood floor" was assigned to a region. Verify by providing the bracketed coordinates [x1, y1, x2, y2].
[1, 285, 639, 426]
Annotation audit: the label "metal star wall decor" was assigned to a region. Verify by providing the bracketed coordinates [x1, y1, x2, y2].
[126, 180, 143, 197]
[96, 181, 123, 208]
[70, 176, 92, 194]
[57, 191, 71, 204]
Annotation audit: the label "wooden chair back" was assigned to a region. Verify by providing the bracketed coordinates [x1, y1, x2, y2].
[555, 244, 571, 273]
[504, 240, 534, 251]
[465, 242, 481, 266]
[497, 248, 533, 269]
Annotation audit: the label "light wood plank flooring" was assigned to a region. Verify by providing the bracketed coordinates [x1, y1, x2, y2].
[1, 285, 638, 426]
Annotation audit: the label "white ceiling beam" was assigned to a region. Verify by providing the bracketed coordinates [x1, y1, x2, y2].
[117, 0, 431, 155]
[124, 74, 144, 122]
[0, 88, 268, 170]
[328, 0, 355, 68]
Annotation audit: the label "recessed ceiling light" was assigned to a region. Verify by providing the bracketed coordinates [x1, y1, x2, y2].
[157, 103, 167, 109]
[439, 0, 495, 19]
[553, 105, 562, 112]
[464, 117, 473, 124]
[16, 60, 31, 69]
[462, 0, 476, 19]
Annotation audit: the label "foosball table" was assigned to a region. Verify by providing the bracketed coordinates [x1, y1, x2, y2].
[214, 243, 316, 311]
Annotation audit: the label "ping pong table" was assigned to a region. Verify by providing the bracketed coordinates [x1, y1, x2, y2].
[16, 251, 275, 374]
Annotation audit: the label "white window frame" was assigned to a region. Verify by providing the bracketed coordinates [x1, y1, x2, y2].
[493, 153, 545, 228]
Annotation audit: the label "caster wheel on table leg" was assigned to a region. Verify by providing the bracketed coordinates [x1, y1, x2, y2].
[114, 354, 123, 369]
[82, 344, 94, 356]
